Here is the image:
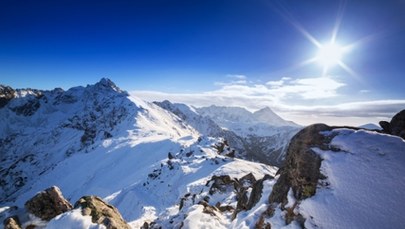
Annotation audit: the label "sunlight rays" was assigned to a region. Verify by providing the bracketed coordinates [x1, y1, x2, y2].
[271, 0, 360, 79]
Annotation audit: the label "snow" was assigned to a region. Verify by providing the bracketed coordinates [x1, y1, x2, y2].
[3, 80, 404, 229]
[156, 101, 301, 166]
[358, 123, 381, 130]
[2, 80, 281, 228]
[196, 105, 299, 137]
[183, 205, 227, 229]
[299, 128, 405, 229]
[46, 208, 105, 229]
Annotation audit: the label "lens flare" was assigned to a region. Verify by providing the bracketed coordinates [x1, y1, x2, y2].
[316, 43, 343, 68]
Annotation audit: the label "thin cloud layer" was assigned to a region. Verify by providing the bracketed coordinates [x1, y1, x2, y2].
[133, 76, 404, 126]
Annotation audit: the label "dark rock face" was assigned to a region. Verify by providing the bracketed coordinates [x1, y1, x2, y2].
[0, 85, 15, 108]
[380, 110, 405, 139]
[204, 173, 273, 220]
[74, 196, 131, 229]
[10, 99, 41, 116]
[390, 110, 405, 139]
[269, 124, 332, 204]
[247, 175, 272, 210]
[3, 216, 21, 229]
[25, 186, 73, 221]
[379, 121, 391, 134]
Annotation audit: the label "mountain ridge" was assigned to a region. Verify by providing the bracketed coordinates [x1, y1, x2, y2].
[1, 79, 404, 229]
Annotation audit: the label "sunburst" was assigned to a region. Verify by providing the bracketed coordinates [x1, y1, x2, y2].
[272, 1, 359, 78]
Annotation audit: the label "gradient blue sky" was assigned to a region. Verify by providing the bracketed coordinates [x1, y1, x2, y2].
[1, 0, 405, 125]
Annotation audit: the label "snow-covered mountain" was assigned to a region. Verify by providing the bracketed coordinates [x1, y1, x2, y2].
[156, 104, 301, 166]
[196, 105, 299, 137]
[1, 79, 404, 229]
[0, 79, 279, 228]
[0, 78, 199, 204]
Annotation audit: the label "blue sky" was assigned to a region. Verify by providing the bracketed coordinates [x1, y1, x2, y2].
[1, 0, 405, 125]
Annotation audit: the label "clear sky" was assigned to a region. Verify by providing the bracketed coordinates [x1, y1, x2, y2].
[1, 0, 405, 125]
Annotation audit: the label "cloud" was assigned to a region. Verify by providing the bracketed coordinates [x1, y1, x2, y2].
[269, 77, 345, 99]
[226, 74, 247, 80]
[132, 76, 403, 126]
[215, 74, 248, 86]
[134, 76, 345, 109]
[266, 76, 291, 87]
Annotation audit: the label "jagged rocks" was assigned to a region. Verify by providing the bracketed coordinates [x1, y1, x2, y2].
[25, 186, 73, 221]
[205, 173, 273, 220]
[269, 124, 332, 205]
[247, 174, 272, 210]
[3, 186, 131, 228]
[3, 216, 21, 229]
[0, 85, 15, 108]
[208, 175, 235, 195]
[74, 196, 131, 229]
[10, 99, 41, 116]
[380, 110, 405, 139]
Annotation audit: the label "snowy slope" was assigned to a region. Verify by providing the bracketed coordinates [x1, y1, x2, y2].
[155, 101, 299, 166]
[299, 128, 405, 229]
[0, 78, 198, 204]
[261, 127, 405, 229]
[0, 79, 279, 228]
[2, 79, 404, 229]
[154, 101, 246, 157]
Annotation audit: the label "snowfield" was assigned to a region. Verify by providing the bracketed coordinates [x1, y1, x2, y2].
[1, 80, 405, 228]
[299, 129, 405, 229]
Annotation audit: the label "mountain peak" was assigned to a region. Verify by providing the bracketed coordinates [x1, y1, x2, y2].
[254, 106, 276, 115]
[253, 106, 299, 127]
[93, 78, 125, 94]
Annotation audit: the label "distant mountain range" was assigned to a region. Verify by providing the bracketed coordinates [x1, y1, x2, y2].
[155, 101, 301, 166]
[1, 79, 404, 229]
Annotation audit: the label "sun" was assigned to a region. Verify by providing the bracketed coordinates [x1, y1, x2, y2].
[316, 43, 343, 68]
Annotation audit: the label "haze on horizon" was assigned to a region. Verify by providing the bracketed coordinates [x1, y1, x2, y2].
[1, 0, 405, 126]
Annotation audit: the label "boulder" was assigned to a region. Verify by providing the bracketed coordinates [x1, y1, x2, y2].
[208, 175, 235, 195]
[3, 216, 21, 229]
[25, 186, 73, 221]
[379, 121, 391, 134]
[390, 110, 405, 139]
[74, 196, 131, 229]
[269, 124, 332, 204]
[379, 110, 405, 139]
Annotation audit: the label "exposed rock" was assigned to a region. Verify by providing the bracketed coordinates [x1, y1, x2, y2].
[208, 175, 235, 195]
[74, 196, 131, 229]
[379, 110, 405, 139]
[25, 186, 73, 221]
[0, 85, 15, 108]
[390, 110, 405, 139]
[168, 152, 174, 159]
[247, 175, 272, 210]
[10, 99, 40, 116]
[379, 121, 391, 134]
[3, 216, 21, 229]
[269, 124, 332, 205]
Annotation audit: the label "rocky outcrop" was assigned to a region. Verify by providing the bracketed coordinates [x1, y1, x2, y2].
[3, 186, 131, 228]
[25, 186, 73, 221]
[205, 173, 273, 220]
[269, 124, 332, 205]
[380, 110, 405, 139]
[3, 216, 21, 229]
[0, 85, 15, 108]
[74, 196, 131, 229]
